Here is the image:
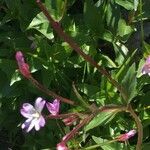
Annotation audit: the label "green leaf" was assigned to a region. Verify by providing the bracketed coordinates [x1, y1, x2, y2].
[92, 136, 107, 144]
[27, 12, 54, 40]
[121, 63, 137, 103]
[84, 0, 104, 35]
[101, 30, 114, 43]
[85, 136, 124, 150]
[78, 83, 100, 98]
[0, 59, 16, 81]
[115, 49, 137, 80]
[106, 1, 120, 31]
[45, 0, 66, 20]
[118, 19, 133, 39]
[101, 54, 117, 68]
[143, 143, 150, 150]
[143, 41, 150, 57]
[85, 109, 117, 132]
[115, 0, 134, 10]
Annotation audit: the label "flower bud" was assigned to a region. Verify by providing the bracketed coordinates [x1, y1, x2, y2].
[57, 142, 68, 150]
[117, 130, 136, 141]
[15, 51, 31, 78]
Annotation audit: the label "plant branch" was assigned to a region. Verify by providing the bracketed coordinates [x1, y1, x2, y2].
[63, 113, 95, 143]
[46, 113, 78, 119]
[36, 0, 127, 101]
[127, 104, 143, 150]
[62, 105, 126, 143]
[29, 76, 75, 105]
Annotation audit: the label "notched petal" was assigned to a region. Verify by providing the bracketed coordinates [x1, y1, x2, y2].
[20, 103, 36, 118]
[35, 97, 46, 113]
[46, 99, 60, 115]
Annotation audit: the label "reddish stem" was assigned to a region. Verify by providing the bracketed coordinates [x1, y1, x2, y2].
[36, 0, 124, 99]
[63, 114, 94, 143]
[29, 76, 75, 105]
[46, 113, 78, 119]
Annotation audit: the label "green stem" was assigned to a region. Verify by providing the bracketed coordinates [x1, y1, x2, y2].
[83, 139, 118, 150]
[127, 104, 143, 150]
[139, 0, 144, 47]
[72, 82, 90, 109]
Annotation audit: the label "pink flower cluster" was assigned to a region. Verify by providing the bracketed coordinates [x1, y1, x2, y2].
[20, 98, 60, 132]
[20, 97, 69, 149]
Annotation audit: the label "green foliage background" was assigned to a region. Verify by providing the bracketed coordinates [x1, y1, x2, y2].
[0, 0, 150, 149]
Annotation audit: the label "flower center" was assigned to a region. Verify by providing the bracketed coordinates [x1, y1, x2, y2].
[32, 111, 40, 118]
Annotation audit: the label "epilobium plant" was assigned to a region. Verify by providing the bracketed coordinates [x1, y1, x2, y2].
[1, 0, 148, 149]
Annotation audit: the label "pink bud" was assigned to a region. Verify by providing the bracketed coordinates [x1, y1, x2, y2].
[57, 142, 68, 150]
[142, 56, 150, 76]
[15, 51, 31, 78]
[117, 130, 136, 141]
[46, 99, 60, 115]
[62, 115, 77, 126]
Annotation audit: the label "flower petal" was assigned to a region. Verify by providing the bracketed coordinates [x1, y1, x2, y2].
[117, 130, 136, 141]
[34, 97, 46, 113]
[126, 130, 136, 137]
[46, 99, 60, 115]
[146, 56, 150, 64]
[15, 51, 25, 64]
[57, 142, 68, 150]
[34, 119, 40, 131]
[21, 118, 32, 130]
[26, 118, 37, 132]
[38, 116, 45, 127]
[16, 51, 31, 78]
[142, 56, 150, 76]
[20, 103, 36, 118]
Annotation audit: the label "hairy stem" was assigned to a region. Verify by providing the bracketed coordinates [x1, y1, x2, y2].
[46, 113, 78, 119]
[63, 113, 95, 143]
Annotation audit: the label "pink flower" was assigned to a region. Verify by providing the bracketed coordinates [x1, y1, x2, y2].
[117, 130, 136, 141]
[20, 97, 46, 132]
[57, 142, 68, 150]
[46, 99, 60, 115]
[142, 56, 150, 76]
[15, 51, 31, 78]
